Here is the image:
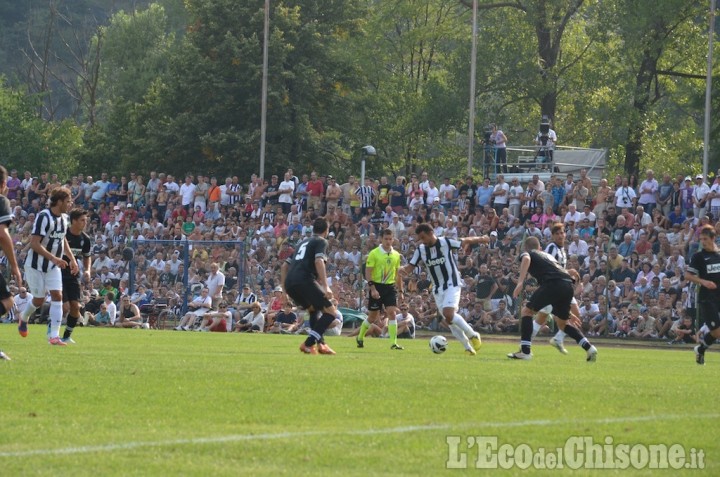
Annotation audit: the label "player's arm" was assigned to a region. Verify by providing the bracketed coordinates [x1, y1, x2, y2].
[684, 268, 717, 290]
[30, 234, 68, 269]
[0, 223, 21, 284]
[395, 259, 404, 298]
[64, 236, 79, 274]
[458, 235, 489, 252]
[512, 254, 531, 298]
[314, 257, 332, 298]
[280, 261, 288, 289]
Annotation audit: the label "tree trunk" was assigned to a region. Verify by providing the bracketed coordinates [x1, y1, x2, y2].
[624, 49, 660, 177]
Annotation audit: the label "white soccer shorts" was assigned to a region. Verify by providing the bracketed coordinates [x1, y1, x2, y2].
[25, 266, 62, 296]
[433, 285, 461, 312]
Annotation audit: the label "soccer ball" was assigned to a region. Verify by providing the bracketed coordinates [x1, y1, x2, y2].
[429, 335, 448, 354]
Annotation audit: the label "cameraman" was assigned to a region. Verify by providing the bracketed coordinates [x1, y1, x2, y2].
[535, 118, 557, 165]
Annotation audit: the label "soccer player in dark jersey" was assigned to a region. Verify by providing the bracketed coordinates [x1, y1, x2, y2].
[509, 236, 597, 361]
[19, 187, 78, 345]
[280, 218, 339, 355]
[60, 209, 92, 344]
[685, 225, 720, 365]
[532, 222, 582, 354]
[399, 223, 488, 355]
[0, 166, 22, 360]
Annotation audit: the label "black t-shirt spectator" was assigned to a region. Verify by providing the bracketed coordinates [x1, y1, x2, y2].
[390, 184, 406, 208]
[475, 273, 495, 299]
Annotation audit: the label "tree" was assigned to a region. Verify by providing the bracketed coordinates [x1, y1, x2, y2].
[0, 78, 81, 175]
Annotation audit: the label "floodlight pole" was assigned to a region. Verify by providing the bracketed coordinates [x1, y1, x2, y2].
[703, 0, 716, 178]
[467, 0, 478, 177]
[259, 0, 270, 180]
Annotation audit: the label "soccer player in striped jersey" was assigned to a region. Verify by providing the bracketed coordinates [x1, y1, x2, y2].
[357, 229, 404, 350]
[0, 166, 22, 360]
[400, 223, 488, 355]
[19, 187, 78, 345]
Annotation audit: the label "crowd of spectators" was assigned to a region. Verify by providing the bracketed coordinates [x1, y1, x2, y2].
[2, 165, 718, 343]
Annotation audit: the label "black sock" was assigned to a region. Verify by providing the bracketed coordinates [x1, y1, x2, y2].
[563, 324, 592, 351]
[699, 333, 716, 353]
[63, 315, 79, 340]
[312, 313, 335, 338]
[520, 316, 533, 354]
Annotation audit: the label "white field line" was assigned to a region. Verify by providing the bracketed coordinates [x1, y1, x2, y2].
[0, 413, 717, 458]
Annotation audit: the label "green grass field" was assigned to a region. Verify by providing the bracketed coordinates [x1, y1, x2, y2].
[1, 326, 718, 476]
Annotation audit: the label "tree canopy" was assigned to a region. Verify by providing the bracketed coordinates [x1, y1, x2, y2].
[0, 0, 716, 179]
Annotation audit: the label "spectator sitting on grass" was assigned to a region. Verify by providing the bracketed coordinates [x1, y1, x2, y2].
[395, 304, 415, 339]
[115, 295, 143, 328]
[235, 301, 264, 332]
[668, 312, 696, 344]
[175, 287, 212, 331]
[197, 302, 232, 332]
[324, 302, 344, 337]
[86, 301, 112, 327]
[269, 302, 300, 334]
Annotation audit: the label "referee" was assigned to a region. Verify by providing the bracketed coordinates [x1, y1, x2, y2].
[357, 229, 404, 350]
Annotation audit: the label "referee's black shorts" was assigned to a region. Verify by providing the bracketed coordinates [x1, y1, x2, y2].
[62, 275, 82, 303]
[527, 280, 574, 320]
[285, 277, 332, 312]
[368, 283, 397, 311]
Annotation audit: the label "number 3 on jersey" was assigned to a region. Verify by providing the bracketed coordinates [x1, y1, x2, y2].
[294, 242, 308, 260]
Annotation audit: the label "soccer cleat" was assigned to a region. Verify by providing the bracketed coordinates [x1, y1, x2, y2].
[550, 336, 568, 355]
[694, 345, 705, 366]
[0, 350, 10, 361]
[390, 343, 404, 350]
[507, 350, 532, 360]
[317, 343, 336, 355]
[356, 338, 364, 348]
[48, 337, 67, 346]
[174, 326, 182, 331]
[465, 348, 477, 356]
[18, 320, 28, 338]
[299, 342, 318, 355]
[586, 346, 598, 362]
[61, 337, 76, 344]
[470, 335, 482, 351]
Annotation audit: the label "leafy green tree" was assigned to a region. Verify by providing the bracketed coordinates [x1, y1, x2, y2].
[0, 78, 81, 175]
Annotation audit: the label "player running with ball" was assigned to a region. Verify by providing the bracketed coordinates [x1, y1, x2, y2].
[400, 223, 486, 355]
[508, 236, 597, 361]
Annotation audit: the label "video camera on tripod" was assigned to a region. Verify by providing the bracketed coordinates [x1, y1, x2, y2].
[538, 115, 551, 146]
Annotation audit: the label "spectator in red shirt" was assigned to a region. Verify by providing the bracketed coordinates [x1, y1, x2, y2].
[306, 171, 324, 212]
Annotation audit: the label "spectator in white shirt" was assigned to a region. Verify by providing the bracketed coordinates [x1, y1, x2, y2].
[563, 203, 582, 224]
[206, 262, 226, 309]
[568, 232, 589, 258]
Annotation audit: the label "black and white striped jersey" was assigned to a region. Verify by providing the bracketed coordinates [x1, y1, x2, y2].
[354, 186, 376, 208]
[545, 241, 567, 268]
[409, 237, 462, 292]
[228, 184, 242, 204]
[25, 209, 68, 272]
[0, 194, 13, 226]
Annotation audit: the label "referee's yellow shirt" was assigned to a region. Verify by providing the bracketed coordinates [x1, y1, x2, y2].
[366, 247, 402, 284]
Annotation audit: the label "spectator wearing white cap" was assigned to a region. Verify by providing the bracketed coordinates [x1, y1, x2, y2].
[693, 174, 710, 220]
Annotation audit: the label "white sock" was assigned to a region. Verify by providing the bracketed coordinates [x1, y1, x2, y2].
[450, 324, 471, 350]
[452, 314, 477, 338]
[22, 302, 38, 322]
[555, 330, 566, 342]
[49, 301, 62, 339]
[531, 320, 542, 339]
